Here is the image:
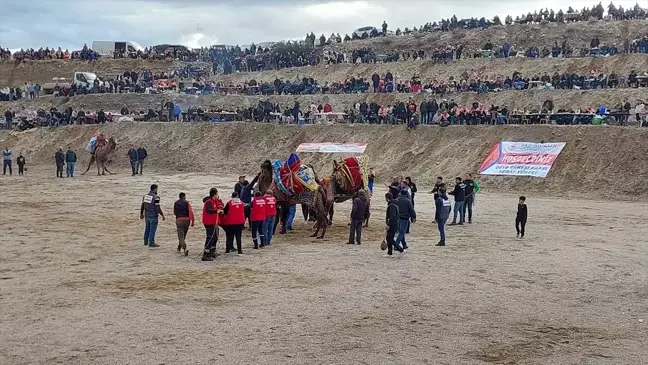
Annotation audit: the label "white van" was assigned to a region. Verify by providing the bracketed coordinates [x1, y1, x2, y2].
[91, 41, 145, 57]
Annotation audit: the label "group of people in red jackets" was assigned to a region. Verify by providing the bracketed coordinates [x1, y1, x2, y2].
[200, 187, 277, 261]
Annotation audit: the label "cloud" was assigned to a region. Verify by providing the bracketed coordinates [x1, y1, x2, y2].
[0, 0, 642, 50]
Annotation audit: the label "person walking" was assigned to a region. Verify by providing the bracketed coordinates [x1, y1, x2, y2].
[201, 188, 223, 261]
[128, 147, 138, 176]
[434, 187, 452, 246]
[2, 147, 12, 175]
[347, 189, 369, 245]
[395, 189, 416, 250]
[16, 153, 26, 175]
[462, 173, 480, 223]
[136, 147, 148, 175]
[220, 192, 246, 255]
[367, 168, 375, 193]
[65, 147, 77, 177]
[140, 184, 165, 248]
[55, 147, 65, 178]
[516, 196, 528, 238]
[262, 190, 277, 246]
[382, 192, 404, 256]
[405, 176, 418, 207]
[448, 177, 466, 225]
[250, 191, 266, 249]
[173, 192, 195, 256]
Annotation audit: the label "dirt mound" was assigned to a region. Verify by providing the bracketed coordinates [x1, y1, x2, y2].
[2, 88, 647, 116]
[329, 20, 647, 53]
[1, 123, 646, 198]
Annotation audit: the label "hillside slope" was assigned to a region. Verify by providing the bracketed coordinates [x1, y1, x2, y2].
[1, 124, 646, 198]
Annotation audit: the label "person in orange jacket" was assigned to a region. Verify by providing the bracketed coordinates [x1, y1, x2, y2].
[173, 192, 195, 256]
[220, 191, 246, 255]
[201, 188, 224, 261]
[250, 191, 266, 249]
[262, 190, 277, 246]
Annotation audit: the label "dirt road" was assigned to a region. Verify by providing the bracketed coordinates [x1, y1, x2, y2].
[0, 169, 646, 364]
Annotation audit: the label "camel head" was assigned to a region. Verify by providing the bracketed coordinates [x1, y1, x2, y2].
[258, 160, 273, 193]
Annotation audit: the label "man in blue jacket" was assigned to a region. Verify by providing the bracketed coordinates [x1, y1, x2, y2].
[128, 148, 138, 176]
[434, 186, 452, 246]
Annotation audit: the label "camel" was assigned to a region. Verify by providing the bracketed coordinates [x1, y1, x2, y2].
[258, 160, 333, 239]
[81, 137, 117, 176]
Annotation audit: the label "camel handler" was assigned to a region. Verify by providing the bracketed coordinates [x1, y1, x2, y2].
[220, 191, 246, 255]
[173, 192, 195, 256]
[201, 188, 224, 261]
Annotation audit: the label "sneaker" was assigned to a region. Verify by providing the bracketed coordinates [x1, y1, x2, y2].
[468, 220, 472, 224]
[435, 242, 445, 246]
[201, 255, 214, 261]
[345, 242, 354, 245]
[448, 222, 457, 226]
[356, 242, 361, 245]
[149, 243, 160, 248]
[144, 242, 149, 246]
[458, 222, 464, 225]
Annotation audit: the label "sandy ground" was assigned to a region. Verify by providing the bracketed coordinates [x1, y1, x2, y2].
[0, 168, 646, 365]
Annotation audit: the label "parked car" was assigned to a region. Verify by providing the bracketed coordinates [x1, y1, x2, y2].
[352, 26, 379, 39]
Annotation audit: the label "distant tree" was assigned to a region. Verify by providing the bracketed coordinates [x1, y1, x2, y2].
[549, 9, 556, 21]
[505, 15, 513, 25]
[557, 9, 565, 22]
[493, 15, 503, 25]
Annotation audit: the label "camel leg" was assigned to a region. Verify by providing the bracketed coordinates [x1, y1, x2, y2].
[310, 221, 319, 237]
[81, 155, 95, 175]
[328, 204, 334, 226]
[317, 216, 327, 239]
[104, 165, 113, 175]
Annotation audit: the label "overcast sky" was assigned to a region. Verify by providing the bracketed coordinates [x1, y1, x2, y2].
[1, 0, 645, 51]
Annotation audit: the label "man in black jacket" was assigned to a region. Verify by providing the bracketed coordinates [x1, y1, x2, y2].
[128, 148, 138, 175]
[136, 147, 148, 175]
[383, 192, 404, 255]
[434, 187, 452, 246]
[462, 173, 477, 223]
[395, 189, 416, 250]
[347, 189, 369, 245]
[65, 146, 77, 177]
[55, 147, 65, 178]
[448, 177, 466, 225]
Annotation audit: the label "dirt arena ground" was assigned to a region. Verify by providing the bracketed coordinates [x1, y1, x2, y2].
[0, 168, 646, 365]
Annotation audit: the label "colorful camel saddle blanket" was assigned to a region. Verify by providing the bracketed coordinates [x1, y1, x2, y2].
[332, 156, 368, 194]
[86, 132, 106, 152]
[272, 152, 318, 196]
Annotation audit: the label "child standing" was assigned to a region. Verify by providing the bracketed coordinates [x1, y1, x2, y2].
[516, 196, 528, 238]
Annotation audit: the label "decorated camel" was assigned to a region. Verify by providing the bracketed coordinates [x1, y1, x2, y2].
[258, 158, 333, 239]
[81, 135, 117, 176]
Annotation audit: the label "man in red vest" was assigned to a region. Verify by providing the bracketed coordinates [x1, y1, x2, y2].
[262, 190, 277, 246]
[201, 188, 223, 261]
[250, 191, 266, 249]
[220, 191, 246, 255]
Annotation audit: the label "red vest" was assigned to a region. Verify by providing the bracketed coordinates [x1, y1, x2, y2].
[202, 198, 219, 225]
[221, 199, 245, 226]
[250, 197, 267, 222]
[264, 195, 277, 217]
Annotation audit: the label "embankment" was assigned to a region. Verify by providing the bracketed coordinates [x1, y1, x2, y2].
[1, 123, 647, 198]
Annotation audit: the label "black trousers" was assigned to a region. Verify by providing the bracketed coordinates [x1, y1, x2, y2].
[348, 219, 363, 244]
[224, 224, 244, 253]
[18, 164, 24, 175]
[56, 164, 64, 177]
[386, 224, 400, 254]
[515, 218, 526, 237]
[463, 196, 474, 222]
[204, 224, 218, 254]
